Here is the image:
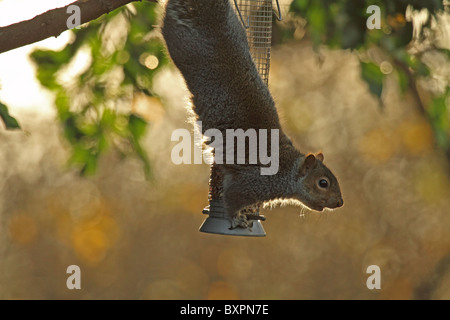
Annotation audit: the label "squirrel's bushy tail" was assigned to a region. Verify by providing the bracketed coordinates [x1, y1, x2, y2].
[161, 0, 275, 132]
[161, 0, 236, 80]
[163, 0, 230, 18]
[161, 0, 252, 98]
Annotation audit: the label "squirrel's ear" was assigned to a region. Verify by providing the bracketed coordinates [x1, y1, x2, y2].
[299, 153, 317, 176]
[315, 152, 324, 162]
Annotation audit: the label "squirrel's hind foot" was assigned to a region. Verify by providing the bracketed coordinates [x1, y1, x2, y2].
[229, 212, 254, 230]
[228, 212, 266, 230]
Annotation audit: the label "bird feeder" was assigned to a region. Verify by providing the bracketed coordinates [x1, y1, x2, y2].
[199, 0, 282, 237]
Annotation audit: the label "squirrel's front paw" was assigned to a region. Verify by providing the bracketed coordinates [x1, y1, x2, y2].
[229, 212, 254, 230]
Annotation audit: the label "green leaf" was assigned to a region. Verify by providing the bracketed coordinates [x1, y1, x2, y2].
[100, 108, 117, 128]
[55, 90, 71, 120]
[308, 3, 327, 46]
[438, 48, 450, 59]
[128, 114, 148, 140]
[428, 91, 449, 149]
[69, 144, 99, 176]
[290, 0, 311, 13]
[361, 61, 385, 98]
[0, 102, 20, 130]
[414, 61, 430, 77]
[396, 69, 409, 94]
[30, 47, 72, 66]
[30, 48, 73, 89]
[128, 114, 151, 178]
[63, 114, 84, 144]
[396, 52, 430, 78]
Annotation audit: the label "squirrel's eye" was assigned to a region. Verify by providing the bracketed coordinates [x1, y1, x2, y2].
[318, 178, 329, 189]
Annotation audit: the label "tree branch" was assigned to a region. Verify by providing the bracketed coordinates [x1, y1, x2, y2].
[0, 0, 156, 54]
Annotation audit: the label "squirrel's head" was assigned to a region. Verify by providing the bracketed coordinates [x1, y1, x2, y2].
[295, 153, 343, 212]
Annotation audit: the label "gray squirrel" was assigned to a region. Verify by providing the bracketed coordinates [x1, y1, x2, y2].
[161, 0, 343, 228]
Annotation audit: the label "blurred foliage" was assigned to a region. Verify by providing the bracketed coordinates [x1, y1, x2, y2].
[30, 2, 167, 177]
[0, 100, 20, 129]
[289, 0, 443, 49]
[286, 0, 450, 160]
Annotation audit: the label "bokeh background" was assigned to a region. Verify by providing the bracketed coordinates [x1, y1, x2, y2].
[0, 0, 449, 299]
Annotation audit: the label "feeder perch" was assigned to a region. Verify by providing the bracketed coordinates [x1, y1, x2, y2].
[199, 0, 281, 237]
[199, 164, 266, 236]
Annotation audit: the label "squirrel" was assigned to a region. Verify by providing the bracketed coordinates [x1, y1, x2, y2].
[161, 0, 343, 228]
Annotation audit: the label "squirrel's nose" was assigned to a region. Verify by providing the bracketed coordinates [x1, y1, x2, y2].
[336, 198, 344, 208]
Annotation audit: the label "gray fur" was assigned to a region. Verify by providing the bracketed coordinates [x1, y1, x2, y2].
[161, 0, 343, 220]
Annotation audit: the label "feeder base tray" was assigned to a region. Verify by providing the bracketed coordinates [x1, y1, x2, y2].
[199, 200, 266, 237]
